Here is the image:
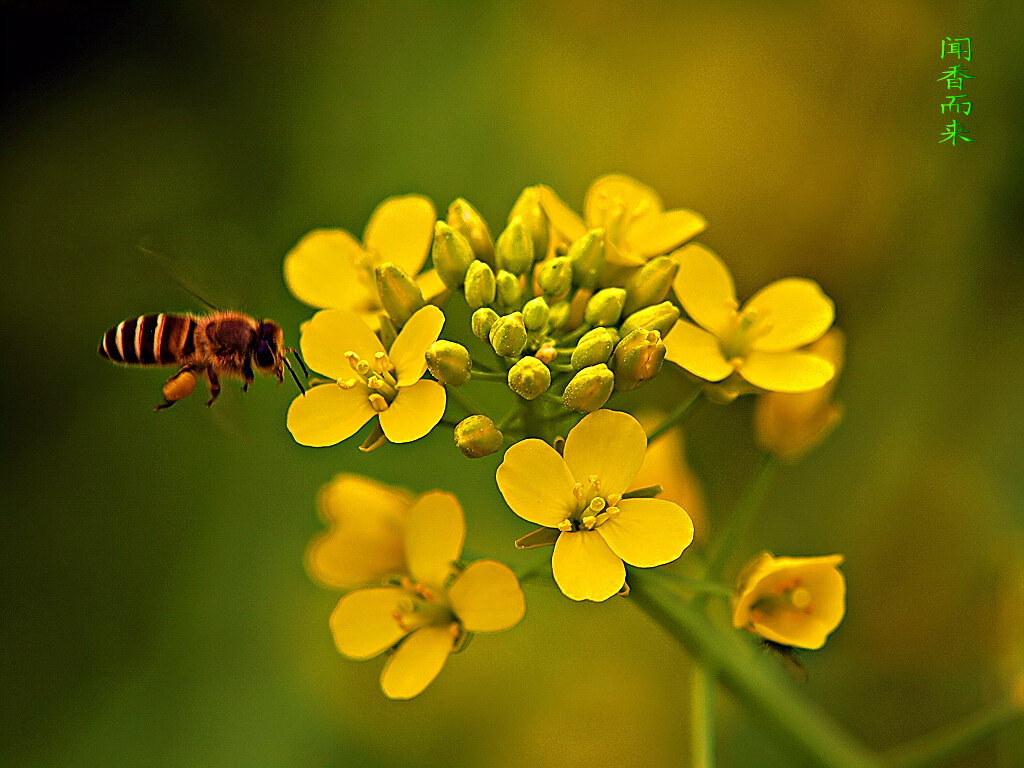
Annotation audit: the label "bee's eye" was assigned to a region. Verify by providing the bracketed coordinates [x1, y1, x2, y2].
[254, 341, 276, 368]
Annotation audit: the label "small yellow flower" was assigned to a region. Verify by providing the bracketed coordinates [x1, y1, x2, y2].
[287, 305, 446, 447]
[664, 244, 836, 393]
[732, 552, 846, 650]
[283, 195, 442, 326]
[496, 410, 695, 602]
[328, 491, 525, 699]
[538, 174, 706, 268]
[754, 330, 845, 461]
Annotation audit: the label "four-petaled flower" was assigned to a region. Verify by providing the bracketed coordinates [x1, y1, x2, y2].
[496, 410, 695, 602]
[287, 305, 447, 447]
[328, 491, 525, 699]
[732, 552, 846, 650]
[664, 244, 836, 393]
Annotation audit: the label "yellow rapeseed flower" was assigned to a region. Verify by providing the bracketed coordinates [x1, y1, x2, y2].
[754, 329, 845, 461]
[664, 244, 836, 393]
[538, 173, 706, 268]
[283, 195, 443, 326]
[732, 552, 846, 650]
[287, 305, 446, 447]
[496, 410, 695, 602]
[328, 491, 525, 699]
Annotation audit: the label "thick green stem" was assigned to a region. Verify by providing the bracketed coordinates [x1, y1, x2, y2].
[653, 571, 734, 598]
[883, 699, 1022, 768]
[470, 369, 508, 383]
[692, 664, 717, 767]
[447, 386, 483, 416]
[629, 571, 882, 768]
[521, 396, 548, 440]
[704, 453, 778, 581]
[648, 387, 704, 443]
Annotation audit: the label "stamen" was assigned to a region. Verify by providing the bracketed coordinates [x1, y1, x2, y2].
[369, 393, 389, 412]
[336, 378, 359, 390]
[557, 519, 573, 532]
[373, 351, 394, 373]
[345, 351, 361, 370]
[790, 587, 812, 611]
[581, 515, 597, 530]
[572, 483, 585, 503]
[588, 497, 606, 513]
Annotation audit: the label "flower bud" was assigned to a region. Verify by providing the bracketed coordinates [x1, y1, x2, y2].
[547, 300, 571, 331]
[495, 270, 524, 313]
[612, 329, 666, 391]
[431, 221, 475, 289]
[624, 255, 678, 315]
[447, 197, 495, 266]
[376, 313, 398, 349]
[508, 186, 549, 264]
[471, 307, 499, 342]
[454, 415, 503, 458]
[375, 262, 425, 329]
[464, 260, 496, 310]
[537, 256, 573, 298]
[489, 312, 528, 357]
[425, 341, 472, 387]
[583, 287, 627, 327]
[567, 228, 605, 289]
[562, 364, 614, 412]
[571, 327, 617, 370]
[522, 296, 550, 331]
[495, 217, 536, 275]
[619, 300, 680, 337]
[507, 356, 551, 400]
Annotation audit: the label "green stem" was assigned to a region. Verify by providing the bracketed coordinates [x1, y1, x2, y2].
[704, 453, 778, 581]
[470, 369, 508, 383]
[521, 396, 548, 440]
[883, 699, 1023, 768]
[495, 408, 522, 431]
[447, 386, 483, 416]
[653, 571, 734, 598]
[629, 571, 882, 768]
[692, 664, 717, 768]
[647, 387, 704, 443]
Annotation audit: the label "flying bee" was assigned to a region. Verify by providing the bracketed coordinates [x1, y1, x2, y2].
[98, 311, 307, 410]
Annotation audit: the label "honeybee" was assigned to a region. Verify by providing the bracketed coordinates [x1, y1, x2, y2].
[98, 311, 306, 409]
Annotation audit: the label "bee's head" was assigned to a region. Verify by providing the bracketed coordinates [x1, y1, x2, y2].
[254, 320, 285, 370]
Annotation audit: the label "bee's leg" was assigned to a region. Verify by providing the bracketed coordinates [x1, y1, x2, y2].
[241, 356, 255, 393]
[155, 365, 199, 411]
[205, 368, 222, 407]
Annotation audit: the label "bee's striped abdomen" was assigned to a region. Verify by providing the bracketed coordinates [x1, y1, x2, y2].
[98, 314, 197, 366]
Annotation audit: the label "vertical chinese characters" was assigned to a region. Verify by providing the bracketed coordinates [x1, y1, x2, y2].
[938, 36, 974, 146]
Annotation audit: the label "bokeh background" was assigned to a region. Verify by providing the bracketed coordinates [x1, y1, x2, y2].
[2, 2, 1022, 767]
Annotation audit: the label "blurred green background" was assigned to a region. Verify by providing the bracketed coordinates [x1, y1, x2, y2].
[2, 2, 1022, 766]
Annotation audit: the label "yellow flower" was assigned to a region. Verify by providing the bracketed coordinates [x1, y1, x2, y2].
[287, 305, 446, 447]
[283, 195, 443, 326]
[496, 410, 695, 602]
[328, 491, 525, 699]
[538, 174, 706, 268]
[732, 552, 846, 650]
[754, 329, 845, 461]
[664, 244, 836, 393]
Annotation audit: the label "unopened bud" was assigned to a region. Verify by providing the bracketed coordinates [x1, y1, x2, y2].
[619, 300, 680, 337]
[495, 270, 524, 313]
[547, 300, 571, 331]
[567, 228, 605, 289]
[612, 329, 666, 391]
[447, 198, 495, 266]
[464, 260, 496, 310]
[584, 287, 627, 327]
[624, 255, 678, 315]
[495, 218, 536, 275]
[508, 187, 549, 264]
[489, 312, 528, 357]
[432, 221, 475, 289]
[454, 415, 503, 458]
[571, 327, 617, 370]
[537, 257, 573, 298]
[562, 364, 614, 412]
[507, 356, 551, 400]
[426, 341, 472, 387]
[375, 262, 425, 329]
[522, 296, 550, 331]
[471, 307, 499, 342]
[161, 370, 197, 406]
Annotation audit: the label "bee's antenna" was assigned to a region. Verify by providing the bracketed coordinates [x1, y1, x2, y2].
[283, 357, 306, 395]
[291, 348, 309, 378]
[137, 242, 220, 311]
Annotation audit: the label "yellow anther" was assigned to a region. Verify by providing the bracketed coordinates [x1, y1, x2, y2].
[790, 587, 813, 611]
[605, 506, 620, 518]
[572, 484, 585, 502]
[336, 377, 358, 390]
[367, 375, 385, 390]
[368, 393, 389, 412]
[345, 350, 361, 368]
[557, 519, 573, 532]
[607, 493, 622, 506]
[588, 497, 606, 513]
[581, 515, 597, 530]
[373, 351, 393, 373]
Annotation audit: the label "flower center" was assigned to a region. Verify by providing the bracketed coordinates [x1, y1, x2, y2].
[392, 577, 458, 634]
[556, 474, 622, 532]
[593, 192, 651, 245]
[719, 306, 774, 363]
[336, 349, 399, 410]
[750, 577, 814, 619]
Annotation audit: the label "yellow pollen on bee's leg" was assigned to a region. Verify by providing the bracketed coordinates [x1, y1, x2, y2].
[368, 393, 389, 412]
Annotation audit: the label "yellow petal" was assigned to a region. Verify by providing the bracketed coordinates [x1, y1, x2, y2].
[597, 498, 694, 567]
[283, 229, 373, 311]
[671, 244, 737, 336]
[300, 308, 385, 380]
[626, 209, 707, 258]
[306, 474, 412, 589]
[562, 410, 646, 497]
[739, 351, 835, 393]
[378, 380, 446, 443]
[380, 625, 454, 699]
[403, 491, 465, 588]
[363, 195, 436, 275]
[496, 439, 577, 527]
[663, 321, 734, 382]
[286, 384, 375, 447]
[632, 420, 707, 539]
[329, 587, 407, 659]
[537, 185, 586, 243]
[389, 305, 445, 386]
[552, 530, 625, 602]
[744, 278, 834, 353]
[584, 173, 663, 229]
[448, 560, 526, 633]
